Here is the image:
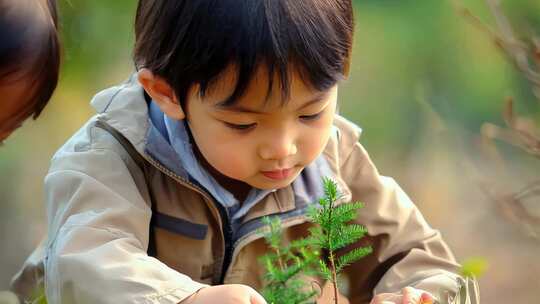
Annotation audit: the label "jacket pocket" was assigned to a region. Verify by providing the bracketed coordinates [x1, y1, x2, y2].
[153, 211, 208, 240]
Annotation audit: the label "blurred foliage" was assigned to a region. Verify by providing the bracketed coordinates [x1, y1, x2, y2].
[461, 257, 489, 278]
[1, 1, 539, 303]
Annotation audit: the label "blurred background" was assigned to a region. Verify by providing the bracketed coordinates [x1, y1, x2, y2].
[1, 0, 539, 303]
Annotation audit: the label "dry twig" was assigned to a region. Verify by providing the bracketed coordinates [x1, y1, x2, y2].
[455, 0, 540, 240]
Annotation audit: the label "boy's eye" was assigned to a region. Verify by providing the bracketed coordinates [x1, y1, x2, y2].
[299, 111, 323, 121]
[223, 122, 257, 131]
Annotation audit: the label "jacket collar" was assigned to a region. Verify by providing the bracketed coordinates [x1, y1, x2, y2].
[90, 73, 150, 156]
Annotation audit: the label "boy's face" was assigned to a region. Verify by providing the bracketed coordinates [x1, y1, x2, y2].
[0, 76, 34, 143]
[184, 66, 338, 192]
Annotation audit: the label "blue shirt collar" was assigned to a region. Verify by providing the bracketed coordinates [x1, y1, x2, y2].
[147, 101, 273, 220]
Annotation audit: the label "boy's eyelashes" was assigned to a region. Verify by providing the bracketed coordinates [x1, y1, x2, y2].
[299, 112, 323, 121]
[223, 122, 257, 131]
[221, 111, 324, 131]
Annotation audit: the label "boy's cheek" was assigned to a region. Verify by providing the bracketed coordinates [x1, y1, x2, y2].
[203, 144, 254, 177]
[302, 127, 334, 161]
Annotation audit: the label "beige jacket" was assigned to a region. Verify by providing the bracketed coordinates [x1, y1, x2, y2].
[12, 75, 463, 304]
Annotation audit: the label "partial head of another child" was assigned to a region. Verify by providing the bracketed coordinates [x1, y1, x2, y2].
[0, 0, 60, 142]
[134, 0, 354, 196]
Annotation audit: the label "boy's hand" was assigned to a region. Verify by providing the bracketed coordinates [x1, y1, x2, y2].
[370, 287, 435, 304]
[180, 284, 268, 304]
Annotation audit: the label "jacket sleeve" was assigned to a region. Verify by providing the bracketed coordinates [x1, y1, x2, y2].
[338, 141, 463, 304]
[44, 145, 207, 304]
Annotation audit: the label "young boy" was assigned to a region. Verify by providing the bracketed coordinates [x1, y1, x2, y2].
[28, 0, 467, 303]
[0, 0, 60, 143]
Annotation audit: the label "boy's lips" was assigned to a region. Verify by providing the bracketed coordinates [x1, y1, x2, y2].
[261, 168, 294, 180]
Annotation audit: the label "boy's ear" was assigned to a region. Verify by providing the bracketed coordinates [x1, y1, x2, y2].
[138, 69, 185, 120]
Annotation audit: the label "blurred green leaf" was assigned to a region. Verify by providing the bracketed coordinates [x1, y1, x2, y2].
[460, 257, 488, 278]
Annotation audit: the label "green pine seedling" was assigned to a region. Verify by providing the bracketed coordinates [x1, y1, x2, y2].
[306, 177, 373, 304]
[259, 216, 319, 304]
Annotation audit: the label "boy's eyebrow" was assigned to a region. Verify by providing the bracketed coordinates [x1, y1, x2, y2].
[215, 92, 328, 114]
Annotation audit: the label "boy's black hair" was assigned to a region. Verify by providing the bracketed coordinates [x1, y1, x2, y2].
[134, 0, 354, 106]
[0, 0, 61, 120]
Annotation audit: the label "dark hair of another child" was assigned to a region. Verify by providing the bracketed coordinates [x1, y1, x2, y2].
[134, 0, 354, 107]
[0, 0, 61, 120]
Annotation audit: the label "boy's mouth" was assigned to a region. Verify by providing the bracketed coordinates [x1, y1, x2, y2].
[261, 168, 294, 181]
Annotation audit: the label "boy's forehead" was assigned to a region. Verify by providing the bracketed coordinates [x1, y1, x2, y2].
[204, 64, 322, 111]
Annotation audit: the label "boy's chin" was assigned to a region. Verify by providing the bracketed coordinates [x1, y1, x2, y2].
[254, 180, 293, 190]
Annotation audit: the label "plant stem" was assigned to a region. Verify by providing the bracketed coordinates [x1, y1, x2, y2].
[329, 250, 339, 304]
[324, 191, 339, 304]
[276, 248, 285, 271]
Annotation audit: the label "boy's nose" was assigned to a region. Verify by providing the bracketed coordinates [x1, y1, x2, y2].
[258, 138, 298, 161]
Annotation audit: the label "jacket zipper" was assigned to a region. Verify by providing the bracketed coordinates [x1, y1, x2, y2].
[140, 153, 235, 284]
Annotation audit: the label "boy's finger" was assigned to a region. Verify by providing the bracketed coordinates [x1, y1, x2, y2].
[401, 287, 420, 304]
[249, 289, 268, 304]
[419, 292, 435, 304]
